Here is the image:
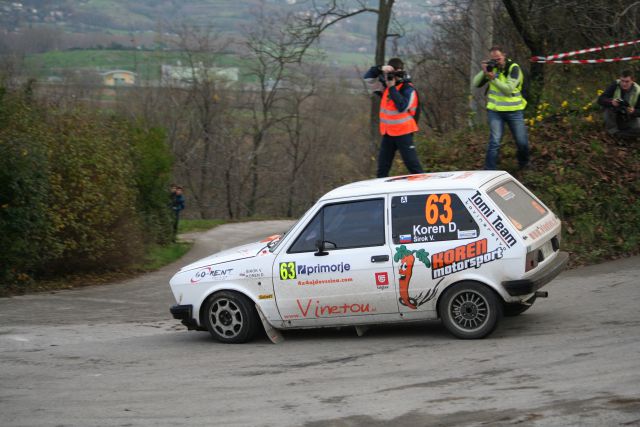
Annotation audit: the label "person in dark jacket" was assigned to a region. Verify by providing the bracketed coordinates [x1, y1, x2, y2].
[364, 57, 424, 178]
[170, 185, 185, 241]
[597, 69, 640, 137]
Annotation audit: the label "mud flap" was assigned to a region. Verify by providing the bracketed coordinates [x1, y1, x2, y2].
[255, 304, 284, 344]
[355, 325, 369, 337]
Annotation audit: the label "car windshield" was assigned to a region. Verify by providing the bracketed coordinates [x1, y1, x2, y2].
[268, 205, 315, 252]
[488, 180, 548, 231]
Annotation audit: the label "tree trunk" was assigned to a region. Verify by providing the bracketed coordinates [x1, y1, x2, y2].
[469, 0, 494, 126]
[369, 0, 395, 171]
[501, 0, 545, 111]
[247, 136, 260, 217]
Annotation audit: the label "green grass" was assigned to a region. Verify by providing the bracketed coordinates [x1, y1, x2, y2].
[24, 50, 246, 80]
[24, 48, 372, 82]
[140, 241, 193, 271]
[178, 218, 226, 233]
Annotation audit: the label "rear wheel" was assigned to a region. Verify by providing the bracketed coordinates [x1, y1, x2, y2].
[504, 295, 537, 317]
[202, 291, 258, 343]
[439, 282, 502, 339]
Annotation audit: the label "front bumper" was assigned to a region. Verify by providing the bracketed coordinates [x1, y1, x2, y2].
[170, 304, 200, 330]
[502, 251, 569, 296]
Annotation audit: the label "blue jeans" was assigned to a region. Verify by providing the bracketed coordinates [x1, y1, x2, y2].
[486, 110, 530, 170]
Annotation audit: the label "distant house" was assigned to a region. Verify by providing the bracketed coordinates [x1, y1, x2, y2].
[101, 70, 136, 86]
[161, 64, 238, 87]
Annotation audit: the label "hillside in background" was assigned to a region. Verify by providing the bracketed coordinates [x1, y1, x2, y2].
[0, 0, 438, 56]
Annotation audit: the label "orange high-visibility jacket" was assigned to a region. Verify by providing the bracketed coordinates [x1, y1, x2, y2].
[379, 83, 419, 136]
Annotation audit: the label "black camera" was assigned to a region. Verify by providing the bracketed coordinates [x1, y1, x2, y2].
[485, 59, 499, 70]
[386, 70, 405, 81]
[614, 98, 630, 121]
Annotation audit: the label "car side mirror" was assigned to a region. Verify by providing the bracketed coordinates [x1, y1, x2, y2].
[315, 240, 329, 256]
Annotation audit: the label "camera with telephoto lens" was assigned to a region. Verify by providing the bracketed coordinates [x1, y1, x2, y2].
[485, 59, 499, 70]
[386, 70, 406, 81]
[614, 98, 630, 121]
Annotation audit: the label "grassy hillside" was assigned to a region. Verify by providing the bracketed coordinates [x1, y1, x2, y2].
[23, 48, 371, 81]
[412, 97, 640, 266]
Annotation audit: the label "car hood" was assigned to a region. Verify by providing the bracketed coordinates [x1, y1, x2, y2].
[178, 240, 271, 273]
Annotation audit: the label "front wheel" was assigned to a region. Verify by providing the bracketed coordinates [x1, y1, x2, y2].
[202, 291, 258, 343]
[438, 282, 502, 339]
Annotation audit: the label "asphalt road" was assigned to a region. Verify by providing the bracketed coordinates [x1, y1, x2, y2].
[1, 221, 639, 427]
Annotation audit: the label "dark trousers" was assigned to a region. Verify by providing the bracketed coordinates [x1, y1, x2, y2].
[172, 211, 180, 241]
[376, 133, 424, 178]
[604, 108, 640, 136]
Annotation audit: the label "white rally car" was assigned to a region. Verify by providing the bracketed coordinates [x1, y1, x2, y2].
[169, 171, 568, 343]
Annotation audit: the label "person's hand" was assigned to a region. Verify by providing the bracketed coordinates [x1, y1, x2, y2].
[381, 65, 394, 74]
[482, 62, 494, 79]
[612, 99, 620, 107]
[628, 106, 635, 114]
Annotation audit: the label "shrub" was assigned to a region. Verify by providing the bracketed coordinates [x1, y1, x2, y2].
[0, 87, 174, 288]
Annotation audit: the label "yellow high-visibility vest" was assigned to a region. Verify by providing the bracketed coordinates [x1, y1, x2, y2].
[487, 63, 527, 112]
[613, 80, 640, 107]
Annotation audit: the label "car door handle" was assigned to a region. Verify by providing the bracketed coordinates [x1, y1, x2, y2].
[371, 255, 389, 263]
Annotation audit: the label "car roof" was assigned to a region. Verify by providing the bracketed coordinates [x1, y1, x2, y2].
[319, 171, 510, 201]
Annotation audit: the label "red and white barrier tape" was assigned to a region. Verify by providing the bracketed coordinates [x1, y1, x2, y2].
[539, 56, 640, 64]
[531, 39, 640, 63]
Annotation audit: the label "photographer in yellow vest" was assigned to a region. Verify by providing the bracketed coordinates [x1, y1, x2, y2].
[473, 46, 530, 170]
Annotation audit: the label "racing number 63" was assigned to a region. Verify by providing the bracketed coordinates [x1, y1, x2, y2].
[279, 262, 296, 280]
[425, 194, 453, 225]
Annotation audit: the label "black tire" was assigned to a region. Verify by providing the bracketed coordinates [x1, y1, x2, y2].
[504, 295, 537, 317]
[202, 291, 259, 343]
[438, 282, 503, 339]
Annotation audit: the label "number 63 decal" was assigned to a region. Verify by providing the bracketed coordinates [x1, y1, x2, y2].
[279, 262, 296, 280]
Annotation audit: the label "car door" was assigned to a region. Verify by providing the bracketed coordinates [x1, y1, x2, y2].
[390, 191, 482, 315]
[273, 198, 398, 326]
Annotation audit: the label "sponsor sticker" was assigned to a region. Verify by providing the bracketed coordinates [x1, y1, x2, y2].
[457, 229, 478, 239]
[279, 261, 351, 280]
[375, 272, 389, 289]
[431, 238, 504, 279]
[296, 299, 375, 317]
[240, 268, 264, 279]
[468, 190, 517, 248]
[528, 217, 559, 240]
[495, 186, 515, 200]
[190, 267, 234, 284]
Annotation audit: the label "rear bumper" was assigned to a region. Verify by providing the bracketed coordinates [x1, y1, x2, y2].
[170, 304, 200, 330]
[502, 251, 569, 296]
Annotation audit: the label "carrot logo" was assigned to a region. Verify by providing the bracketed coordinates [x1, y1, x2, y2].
[394, 245, 438, 309]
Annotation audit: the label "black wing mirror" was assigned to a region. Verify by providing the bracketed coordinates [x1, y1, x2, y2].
[314, 239, 336, 256]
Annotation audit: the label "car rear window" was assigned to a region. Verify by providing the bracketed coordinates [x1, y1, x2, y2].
[488, 180, 548, 231]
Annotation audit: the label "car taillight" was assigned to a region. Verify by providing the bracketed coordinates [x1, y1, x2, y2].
[525, 249, 541, 272]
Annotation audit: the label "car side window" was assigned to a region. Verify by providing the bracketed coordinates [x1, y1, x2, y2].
[289, 199, 385, 253]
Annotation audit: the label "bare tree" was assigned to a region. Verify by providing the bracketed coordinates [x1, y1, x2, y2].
[468, 0, 494, 125]
[277, 66, 320, 217]
[292, 0, 399, 165]
[240, 9, 321, 217]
